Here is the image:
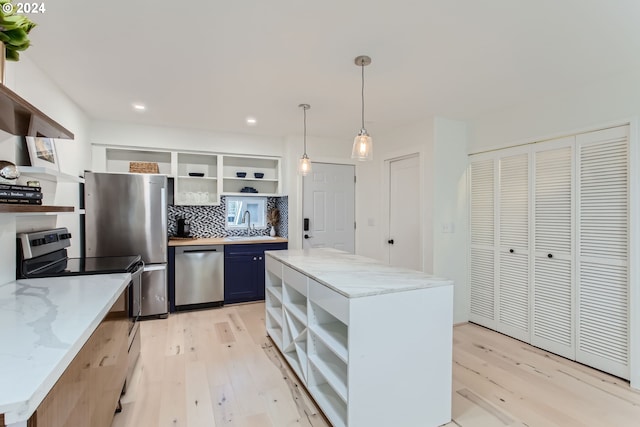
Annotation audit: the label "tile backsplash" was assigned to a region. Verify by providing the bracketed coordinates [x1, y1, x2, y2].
[168, 196, 288, 238]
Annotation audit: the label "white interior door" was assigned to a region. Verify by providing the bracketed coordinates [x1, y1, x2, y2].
[469, 155, 497, 329]
[532, 137, 575, 360]
[387, 155, 421, 270]
[302, 163, 355, 252]
[497, 148, 530, 342]
[576, 125, 629, 379]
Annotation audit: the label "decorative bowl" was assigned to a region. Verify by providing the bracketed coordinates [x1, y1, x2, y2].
[236, 172, 247, 178]
[188, 172, 205, 177]
[254, 172, 264, 179]
[0, 160, 19, 180]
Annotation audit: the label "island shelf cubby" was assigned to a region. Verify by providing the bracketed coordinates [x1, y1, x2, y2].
[265, 257, 284, 346]
[264, 249, 454, 427]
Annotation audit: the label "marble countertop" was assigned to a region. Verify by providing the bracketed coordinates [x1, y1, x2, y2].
[266, 248, 453, 298]
[0, 273, 130, 424]
[168, 236, 288, 246]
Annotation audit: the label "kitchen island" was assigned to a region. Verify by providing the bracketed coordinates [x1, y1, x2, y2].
[0, 274, 130, 427]
[264, 248, 454, 427]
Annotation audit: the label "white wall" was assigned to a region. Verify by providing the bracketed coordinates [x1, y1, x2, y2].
[90, 120, 285, 158]
[468, 67, 640, 153]
[433, 117, 468, 324]
[355, 120, 434, 270]
[356, 117, 469, 324]
[0, 53, 90, 284]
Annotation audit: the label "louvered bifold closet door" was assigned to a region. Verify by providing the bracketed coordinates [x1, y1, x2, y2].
[497, 150, 530, 342]
[576, 125, 629, 379]
[532, 137, 575, 359]
[469, 156, 497, 328]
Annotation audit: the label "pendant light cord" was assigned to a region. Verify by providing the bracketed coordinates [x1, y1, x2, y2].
[303, 106, 307, 155]
[361, 61, 365, 130]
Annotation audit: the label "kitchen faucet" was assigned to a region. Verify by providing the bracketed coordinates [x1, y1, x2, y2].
[242, 210, 251, 236]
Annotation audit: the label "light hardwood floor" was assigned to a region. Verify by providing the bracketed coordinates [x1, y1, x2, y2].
[112, 303, 640, 427]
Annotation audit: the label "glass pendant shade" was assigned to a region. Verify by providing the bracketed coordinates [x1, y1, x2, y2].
[298, 154, 312, 176]
[351, 130, 373, 161]
[352, 55, 373, 161]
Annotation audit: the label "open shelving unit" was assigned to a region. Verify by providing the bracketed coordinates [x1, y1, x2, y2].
[265, 253, 454, 427]
[265, 257, 284, 351]
[174, 152, 219, 205]
[222, 155, 280, 196]
[280, 265, 309, 381]
[309, 302, 348, 363]
[104, 148, 172, 175]
[93, 145, 284, 204]
[265, 260, 350, 427]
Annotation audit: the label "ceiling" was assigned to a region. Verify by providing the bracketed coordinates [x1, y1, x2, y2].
[26, 0, 640, 141]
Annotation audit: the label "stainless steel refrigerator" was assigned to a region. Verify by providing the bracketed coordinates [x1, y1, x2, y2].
[84, 171, 168, 317]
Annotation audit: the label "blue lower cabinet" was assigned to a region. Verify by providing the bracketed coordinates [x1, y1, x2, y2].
[224, 242, 287, 304]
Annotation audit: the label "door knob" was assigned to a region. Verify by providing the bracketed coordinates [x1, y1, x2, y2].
[548, 253, 553, 258]
[509, 249, 514, 253]
[304, 234, 311, 239]
[388, 239, 394, 244]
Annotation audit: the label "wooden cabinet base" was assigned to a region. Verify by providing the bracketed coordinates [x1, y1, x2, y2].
[27, 295, 129, 427]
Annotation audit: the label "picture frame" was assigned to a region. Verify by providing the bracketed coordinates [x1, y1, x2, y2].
[25, 136, 60, 171]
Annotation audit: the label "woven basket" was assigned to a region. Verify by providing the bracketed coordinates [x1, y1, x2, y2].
[129, 161, 159, 174]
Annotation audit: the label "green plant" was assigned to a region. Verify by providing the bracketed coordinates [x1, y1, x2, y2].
[0, 0, 36, 61]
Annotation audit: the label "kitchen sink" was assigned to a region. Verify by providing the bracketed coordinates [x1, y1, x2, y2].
[224, 236, 277, 241]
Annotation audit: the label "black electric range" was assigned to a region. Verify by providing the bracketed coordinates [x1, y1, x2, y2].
[17, 227, 142, 279]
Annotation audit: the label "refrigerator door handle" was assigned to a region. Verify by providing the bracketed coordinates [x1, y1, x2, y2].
[144, 264, 166, 272]
[161, 185, 167, 236]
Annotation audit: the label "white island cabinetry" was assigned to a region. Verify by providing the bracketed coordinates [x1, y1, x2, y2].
[265, 248, 454, 427]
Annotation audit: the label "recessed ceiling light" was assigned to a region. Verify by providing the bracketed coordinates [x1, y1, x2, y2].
[132, 103, 146, 112]
[246, 117, 257, 126]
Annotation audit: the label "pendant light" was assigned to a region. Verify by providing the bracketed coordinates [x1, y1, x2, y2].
[352, 55, 373, 161]
[298, 103, 312, 176]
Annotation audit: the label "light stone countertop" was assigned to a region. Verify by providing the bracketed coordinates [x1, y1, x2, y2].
[168, 237, 288, 246]
[0, 273, 130, 425]
[266, 248, 453, 298]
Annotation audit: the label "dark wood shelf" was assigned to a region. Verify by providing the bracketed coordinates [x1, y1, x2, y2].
[0, 205, 74, 214]
[0, 84, 74, 139]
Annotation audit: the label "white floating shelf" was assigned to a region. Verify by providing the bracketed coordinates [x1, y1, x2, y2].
[18, 167, 84, 183]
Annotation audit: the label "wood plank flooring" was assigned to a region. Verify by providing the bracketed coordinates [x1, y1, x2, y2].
[112, 303, 640, 427]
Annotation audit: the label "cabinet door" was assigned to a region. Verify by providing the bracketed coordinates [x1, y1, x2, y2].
[531, 137, 575, 359]
[224, 253, 262, 304]
[225, 243, 288, 304]
[576, 125, 629, 379]
[256, 254, 266, 300]
[497, 149, 530, 342]
[469, 155, 497, 328]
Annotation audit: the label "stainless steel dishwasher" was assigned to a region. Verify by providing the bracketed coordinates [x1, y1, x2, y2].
[175, 245, 224, 310]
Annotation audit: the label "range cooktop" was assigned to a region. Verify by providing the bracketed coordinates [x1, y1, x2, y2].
[17, 227, 143, 279]
[24, 255, 143, 278]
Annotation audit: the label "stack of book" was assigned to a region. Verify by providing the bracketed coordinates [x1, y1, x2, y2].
[0, 183, 43, 205]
